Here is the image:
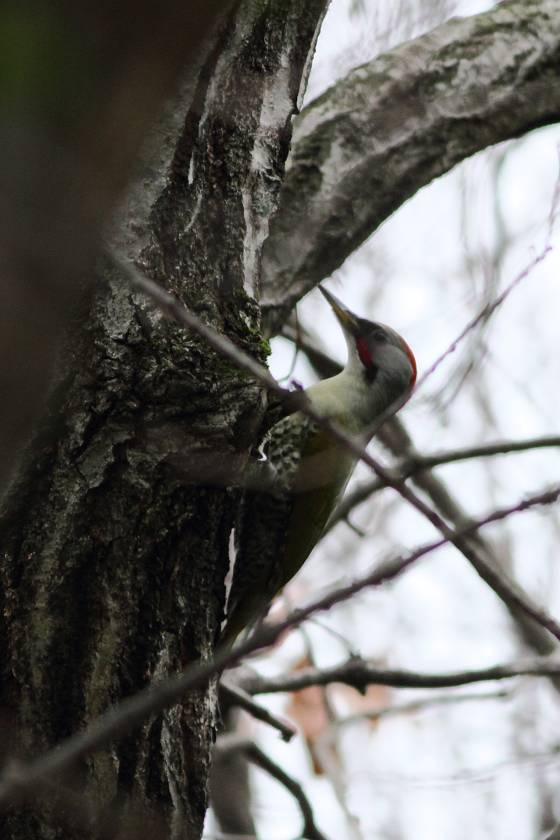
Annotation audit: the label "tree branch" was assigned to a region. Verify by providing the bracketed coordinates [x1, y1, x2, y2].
[244, 656, 560, 695]
[220, 679, 297, 742]
[214, 734, 328, 840]
[377, 420, 560, 662]
[261, 0, 560, 333]
[335, 689, 511, 728]
[329, 435, 560, 530]
[413, 244, 554, 395]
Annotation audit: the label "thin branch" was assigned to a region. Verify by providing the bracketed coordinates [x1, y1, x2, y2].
[329, 435, 560, 530]
[327, 453, 560, 648]
[111, 252, 560, 651]
[220, 680, 296, 742]
[243, 656, 560, 695]
[376, 422, 560, 662]
[214, 734, 328, 840]
[362, 747, 560, 788]
[336, 689, 511, 728]
[402, 436, 560, 470]
[413, 243, 553, 394]
[0, 482, 557, 808]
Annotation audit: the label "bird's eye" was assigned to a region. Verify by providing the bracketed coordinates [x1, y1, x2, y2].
[373, 331, 388, 343]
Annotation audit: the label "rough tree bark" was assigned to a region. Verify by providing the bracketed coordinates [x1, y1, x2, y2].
[1, 0, 560, 838]
[0, 2, 327, 838]
[0, 0, 231, 492]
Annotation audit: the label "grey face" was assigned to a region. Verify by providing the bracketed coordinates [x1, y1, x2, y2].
[319, 285, 417, 388]
[355, 319, 417, 388]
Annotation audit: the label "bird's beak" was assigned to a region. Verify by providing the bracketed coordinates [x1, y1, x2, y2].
[319, 286, 360, 337]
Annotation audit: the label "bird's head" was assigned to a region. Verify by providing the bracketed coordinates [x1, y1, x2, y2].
[319, 286, 417, 394]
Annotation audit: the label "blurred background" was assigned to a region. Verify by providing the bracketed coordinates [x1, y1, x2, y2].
[206, 0, 560, 837]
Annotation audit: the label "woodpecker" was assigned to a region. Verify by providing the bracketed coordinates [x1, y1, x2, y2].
[220, 286, 417, 648]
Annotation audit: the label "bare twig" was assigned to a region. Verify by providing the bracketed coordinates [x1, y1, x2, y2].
[214, 734, 328, 840]
[329, 435, 560, 530]
[375, 419, 560, 663]
[414, 244, 553, 394]
[220, 679, 296, 741]
[414, 161, 559, 394]
[335, 689, 511, 728]
[243, 656, 560, 695]
[0, 482, 558, 808]
[362, 747, 560, 788]
[395, 435, 560, 471]
[325, 454, 560, 647]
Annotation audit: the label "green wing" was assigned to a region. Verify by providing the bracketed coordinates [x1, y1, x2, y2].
[221, 412, 355, 646]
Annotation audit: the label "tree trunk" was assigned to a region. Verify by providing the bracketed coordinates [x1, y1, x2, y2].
[3, 0, 560, 837]
[0, 3, 327, 838]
